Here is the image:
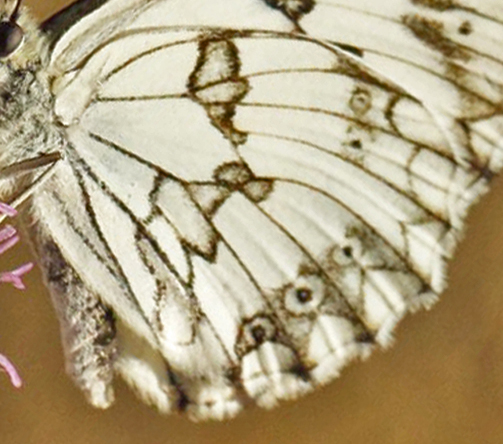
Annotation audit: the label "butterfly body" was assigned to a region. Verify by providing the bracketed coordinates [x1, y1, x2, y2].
[0, 0, 502, 421]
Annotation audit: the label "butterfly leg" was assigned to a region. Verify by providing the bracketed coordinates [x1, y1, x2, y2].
[30, 222, 118, 409]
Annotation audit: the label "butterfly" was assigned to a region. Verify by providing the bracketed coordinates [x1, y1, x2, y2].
[0, 0, 501, 421]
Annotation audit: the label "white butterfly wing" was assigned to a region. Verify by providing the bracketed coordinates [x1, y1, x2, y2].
[30, 0, 503, 420]
[300, 0, 503, 172]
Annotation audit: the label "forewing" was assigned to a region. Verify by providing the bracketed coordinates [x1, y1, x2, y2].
[35, 0, 503, 420]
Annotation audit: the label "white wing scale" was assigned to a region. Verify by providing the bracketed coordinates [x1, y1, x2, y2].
[24, 0, 503, 419]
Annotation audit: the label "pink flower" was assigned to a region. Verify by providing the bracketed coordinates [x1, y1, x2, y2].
[0, 203, 34, 389]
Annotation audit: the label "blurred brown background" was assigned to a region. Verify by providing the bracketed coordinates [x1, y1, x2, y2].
[0, 1, 502, 443]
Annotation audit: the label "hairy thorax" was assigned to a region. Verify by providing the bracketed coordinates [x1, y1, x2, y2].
[0, 23, 67, 198]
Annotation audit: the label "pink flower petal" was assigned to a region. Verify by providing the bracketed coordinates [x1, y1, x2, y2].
[0, 232, 20, 255]
[0, 354, 22, 388]
[0, 262, 34, 290]
[0, 202, 16, 217]
[0, 225, 16, 243]
[0, 201, 30, 389]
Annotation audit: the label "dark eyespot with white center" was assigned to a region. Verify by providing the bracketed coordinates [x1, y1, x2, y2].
[329, 244, 359, 267]
[0, 21, 23, 58]
[295, 287, 313, 303]
[245, 317, 276, 345]
[235, 316, 278, 356]
[284, 275, 325, 315]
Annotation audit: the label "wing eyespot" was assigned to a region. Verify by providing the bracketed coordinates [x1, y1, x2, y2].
[295, 287, 313, 303]
[251, 325, 267, 344]
[236, 316, 278, 356]
[348, 139, 362, 150]
[458, 20, 472, 35]
[342, 246, 353, 258]
[284, 275, 326, 315]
